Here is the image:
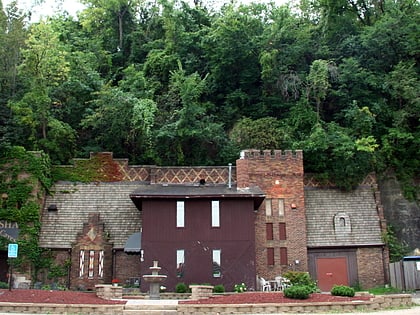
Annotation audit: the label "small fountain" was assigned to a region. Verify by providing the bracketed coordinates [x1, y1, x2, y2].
[142, 260, 167, 299]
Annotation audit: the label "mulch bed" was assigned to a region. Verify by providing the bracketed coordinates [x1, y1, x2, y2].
[179, 292, 372, 304]
[0, 289, 372, 305]
[0, 289, 125, 305]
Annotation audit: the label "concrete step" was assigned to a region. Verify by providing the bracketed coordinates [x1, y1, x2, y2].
[123, 311, 177, 315]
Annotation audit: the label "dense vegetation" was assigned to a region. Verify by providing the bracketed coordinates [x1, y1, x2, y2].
[0, 0, 418, 195]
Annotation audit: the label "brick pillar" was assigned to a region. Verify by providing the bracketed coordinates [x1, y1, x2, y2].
[236, 149, 307, 279]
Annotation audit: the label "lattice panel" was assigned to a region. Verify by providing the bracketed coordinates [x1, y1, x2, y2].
[154, 167, 236, 184]
[116, 162, 151, 182]
[304, 173, 377, 188]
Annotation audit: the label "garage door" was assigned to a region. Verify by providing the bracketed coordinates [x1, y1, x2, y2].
[316, 257, 349, 292]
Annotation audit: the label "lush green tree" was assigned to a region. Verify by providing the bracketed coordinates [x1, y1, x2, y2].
[154, 63, 225, 165]
[297, 122, 376, 190]
[8, 20, 76, 163]
[229, 117, 291, 150]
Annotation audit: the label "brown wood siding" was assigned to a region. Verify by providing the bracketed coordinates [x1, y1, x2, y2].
[141, 198, 257, 291]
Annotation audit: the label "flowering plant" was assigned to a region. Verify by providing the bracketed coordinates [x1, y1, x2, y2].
[234, 282, 247, 293]
[112, 279, 120, 284]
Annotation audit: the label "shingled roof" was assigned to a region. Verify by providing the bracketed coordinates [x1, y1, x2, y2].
[39, 181, 142, 249]
[305, 186, 384, 247]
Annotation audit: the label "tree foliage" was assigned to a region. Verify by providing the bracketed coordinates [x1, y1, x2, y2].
[0, 0, 417, 196]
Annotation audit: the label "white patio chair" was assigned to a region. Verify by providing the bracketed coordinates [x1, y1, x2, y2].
[260, 277, 271, 291]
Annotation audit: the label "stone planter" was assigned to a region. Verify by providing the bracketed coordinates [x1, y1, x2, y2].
[189, 285, 214, 300]
[95, 284, 123, 300]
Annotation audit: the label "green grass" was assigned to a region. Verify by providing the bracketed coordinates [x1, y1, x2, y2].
[367, 286, 403, 295]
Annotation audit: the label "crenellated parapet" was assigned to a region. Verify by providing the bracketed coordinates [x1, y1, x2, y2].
[240, 149, 303, 160]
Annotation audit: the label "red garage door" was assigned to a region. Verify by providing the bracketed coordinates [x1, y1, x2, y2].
[316, 257, 349, 292]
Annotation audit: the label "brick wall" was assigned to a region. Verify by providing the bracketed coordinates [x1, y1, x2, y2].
[114, 251, 141, 286]
[357, 247, 386, 289]
[70, 213, 113, 290]
[237, 150, 307, 279]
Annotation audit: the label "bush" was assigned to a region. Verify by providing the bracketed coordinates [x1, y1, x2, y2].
[234, 283, 247, 293]
[282, 271, 318, 293]
[213, 284, 225, 293]
[175, 282, 187, 293]
[0, 281, 8, 289]
[331, 285, 355, 297]
[284, 285, 312, 299]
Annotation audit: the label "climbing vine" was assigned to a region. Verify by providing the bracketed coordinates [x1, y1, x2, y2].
[0, 146, 53, 280]
[52, 153, 123, 182]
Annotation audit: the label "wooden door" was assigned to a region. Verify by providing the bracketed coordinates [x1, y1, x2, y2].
[316, 257, 349, 292]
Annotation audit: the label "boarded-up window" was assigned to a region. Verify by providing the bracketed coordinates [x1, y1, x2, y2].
[79, 250, 85, 278]
[278, 199, 285, 217]
[266, 223, 273, 240]
[98, 250, 104, 278]
[280, 247, 288, 265]
[279, 223, 286, 240]
[265, 199, 272, 216]
[88, 250, 95, 278]
[267, 247, 274, 265]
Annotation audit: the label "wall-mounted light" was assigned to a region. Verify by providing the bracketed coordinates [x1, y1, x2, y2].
[291, 203, 297, 210]
[275, 179, 280, 185]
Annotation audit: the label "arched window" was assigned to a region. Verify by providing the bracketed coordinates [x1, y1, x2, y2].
[334, 212, 351, 233]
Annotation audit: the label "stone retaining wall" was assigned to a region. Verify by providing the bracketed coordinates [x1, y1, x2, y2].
[95, 284, 123, 300]
[0, 294, 413, 315]
[0, 302, 123, 315]
[177, 294, 413, 314]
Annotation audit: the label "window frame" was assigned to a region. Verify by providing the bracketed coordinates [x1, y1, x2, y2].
[176, 201, 185, 228]
[211, 200, 220, 227]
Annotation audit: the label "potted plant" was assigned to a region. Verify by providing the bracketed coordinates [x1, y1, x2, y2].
[112, 279, 120, 287]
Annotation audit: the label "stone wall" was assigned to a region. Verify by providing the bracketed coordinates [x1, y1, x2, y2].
[379, 173, 420, 252]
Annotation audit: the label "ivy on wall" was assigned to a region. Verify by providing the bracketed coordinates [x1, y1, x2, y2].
[0, 146, 53, 280]
[52, 153, 123, 182]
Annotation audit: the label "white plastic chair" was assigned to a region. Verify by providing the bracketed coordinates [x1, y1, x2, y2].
[275, 276, 291, 291]
[260, 277, 271, 291]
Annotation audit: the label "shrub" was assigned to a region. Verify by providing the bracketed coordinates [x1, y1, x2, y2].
[213, 284, 225, 293]
[282, 271, 318, 293]
[0, 281, 8, 289]
[175, 282, 187, 293]
[284, 285, 311, 299]
[331, 285, 355, 297]
[234, 283, 247, 293]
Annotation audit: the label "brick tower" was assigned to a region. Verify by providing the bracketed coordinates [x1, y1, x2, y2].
[236, 149, 307, 279]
